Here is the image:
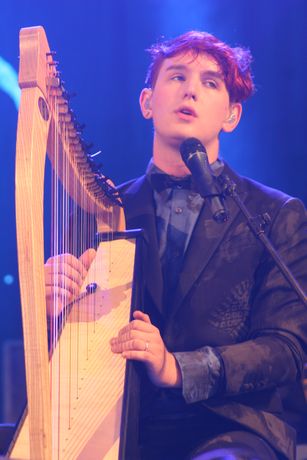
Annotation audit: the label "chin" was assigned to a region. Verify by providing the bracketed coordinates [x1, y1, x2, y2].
[170, 132, 205, 148]
[167, 136, 186, 150]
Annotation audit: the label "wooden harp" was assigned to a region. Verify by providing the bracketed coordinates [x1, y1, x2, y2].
[8, 26, 141, 460]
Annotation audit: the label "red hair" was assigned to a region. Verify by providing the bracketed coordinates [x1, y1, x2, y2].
[145, 31, 254, 103]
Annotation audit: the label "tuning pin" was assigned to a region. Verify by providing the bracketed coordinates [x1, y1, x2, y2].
[74, 122, 86, 132]
[48, 60, 59, 67]
[62, 90, 77, 101]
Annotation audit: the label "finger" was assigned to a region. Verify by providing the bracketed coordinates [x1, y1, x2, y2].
[110, 337, 153, 354]
[79, 248, 96, 271]
[133, 310, 151, 324]
[45, 261, 83, 286]
[46, 253, 80, 268]
[45, 271, 82, 295]
[46, 254, 86, 279]
[45, 286, 74, 303]
[121, 350, 151, 361]
[46, 286, 74, 316]
[111, 328, 149, 344]
[118, 319, 155, 337]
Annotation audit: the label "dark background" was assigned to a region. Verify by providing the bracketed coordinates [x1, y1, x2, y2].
[0, 0, 306, 422]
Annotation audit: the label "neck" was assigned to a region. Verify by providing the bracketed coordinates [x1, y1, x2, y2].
[152, 135, 219, 176]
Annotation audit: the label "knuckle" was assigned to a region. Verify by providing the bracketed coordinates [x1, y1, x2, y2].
[129, 330, 137, 339]
[119, 326, 126, 336]
[64, 253, 75, 261]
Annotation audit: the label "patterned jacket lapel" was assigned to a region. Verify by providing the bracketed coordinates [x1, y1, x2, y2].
[171, 164, 246, 315]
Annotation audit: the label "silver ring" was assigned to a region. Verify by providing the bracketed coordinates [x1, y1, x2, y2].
[144, 341, 149, 352]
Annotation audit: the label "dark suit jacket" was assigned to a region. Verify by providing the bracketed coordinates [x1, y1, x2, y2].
[119, 162, 307, 460]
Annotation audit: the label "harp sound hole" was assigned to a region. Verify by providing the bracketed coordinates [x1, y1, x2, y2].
[38, 96, 49, 121]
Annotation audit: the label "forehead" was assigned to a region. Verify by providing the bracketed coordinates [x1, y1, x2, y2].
[158, 51, 222, 75]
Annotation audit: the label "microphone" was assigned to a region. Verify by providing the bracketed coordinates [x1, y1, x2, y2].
[180, 137, 228, 223]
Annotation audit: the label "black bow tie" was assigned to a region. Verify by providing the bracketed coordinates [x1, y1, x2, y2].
[150, 174, 198, 193]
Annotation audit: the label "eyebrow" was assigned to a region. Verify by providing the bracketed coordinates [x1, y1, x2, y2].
[164, 65, 224, 81]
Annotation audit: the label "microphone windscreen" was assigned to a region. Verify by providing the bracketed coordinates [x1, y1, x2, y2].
[180, 138, 206, 165]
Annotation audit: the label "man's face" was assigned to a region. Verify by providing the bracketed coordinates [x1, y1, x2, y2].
[140, 52, 241, 155]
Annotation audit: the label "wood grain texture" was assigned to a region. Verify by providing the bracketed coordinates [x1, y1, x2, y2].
[10, 26, 133, 459]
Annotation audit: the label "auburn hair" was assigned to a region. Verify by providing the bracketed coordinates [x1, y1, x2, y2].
[145, 31, 254, 102]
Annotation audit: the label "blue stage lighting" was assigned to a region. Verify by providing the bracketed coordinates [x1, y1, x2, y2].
[0, 56, 20, 109]
[3, 274, 14, 285]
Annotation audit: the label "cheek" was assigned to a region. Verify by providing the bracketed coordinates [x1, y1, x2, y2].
[203, 93, 230, 115]
[151, 107, 165, 125]
[205, 104, 229, 128]
[152, 91, 170, 111]
[151, 98, 171, 123]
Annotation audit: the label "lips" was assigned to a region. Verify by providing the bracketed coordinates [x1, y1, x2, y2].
[176, 106, 197, 118]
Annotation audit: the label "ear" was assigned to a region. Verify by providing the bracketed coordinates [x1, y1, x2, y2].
[139, 88, 153, 119]
[222, 103, 242, 133]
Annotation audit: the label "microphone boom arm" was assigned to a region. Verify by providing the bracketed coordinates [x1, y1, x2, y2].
[219, 174, 307, 307]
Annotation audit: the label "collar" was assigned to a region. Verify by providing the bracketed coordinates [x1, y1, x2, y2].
[146, 158, 224, 193]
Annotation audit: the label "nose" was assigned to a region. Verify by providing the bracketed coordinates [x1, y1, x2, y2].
[184, 90, 196, 101]
[183, 77, 199, 101]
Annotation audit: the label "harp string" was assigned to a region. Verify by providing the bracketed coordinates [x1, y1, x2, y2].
[10, 26, 131, 460]
[45, 74, 116, 457]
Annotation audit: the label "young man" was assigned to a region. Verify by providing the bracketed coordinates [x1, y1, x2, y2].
[45, 31, 307, 459]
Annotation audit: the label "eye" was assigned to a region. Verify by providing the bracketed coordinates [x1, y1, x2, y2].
[171, 74, 185, 81]
[203, 79, 218, 89]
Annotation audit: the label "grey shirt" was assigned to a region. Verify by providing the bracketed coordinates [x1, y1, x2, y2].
[146, 159, 224, 403]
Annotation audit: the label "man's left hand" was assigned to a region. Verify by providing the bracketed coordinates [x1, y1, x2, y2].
[110, 310, 182, 388]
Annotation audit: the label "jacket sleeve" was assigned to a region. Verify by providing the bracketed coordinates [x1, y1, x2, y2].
[215, 197, 307, 397]
[175, 197, 307, 402]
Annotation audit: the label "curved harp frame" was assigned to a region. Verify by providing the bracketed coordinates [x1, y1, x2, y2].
[10, 26, 134, 460]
